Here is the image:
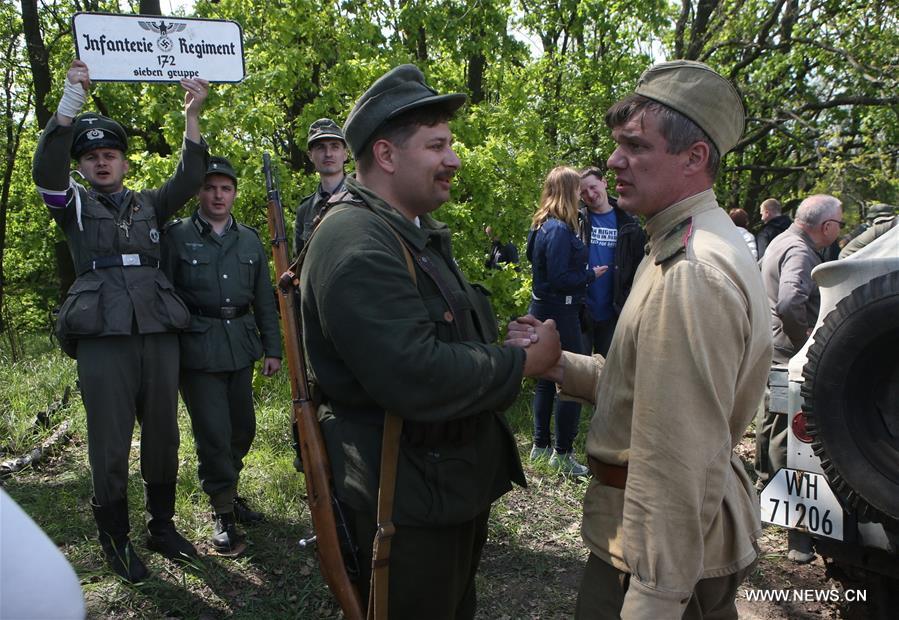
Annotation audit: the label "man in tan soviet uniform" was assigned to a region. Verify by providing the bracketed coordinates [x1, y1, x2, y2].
[511, 61, 773, 618]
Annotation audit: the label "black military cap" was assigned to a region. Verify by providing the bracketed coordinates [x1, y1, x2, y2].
[343, 64, 467, 157]
[307, 118, 346, 148]
[71, 113, 128, 159]
[205, 156, 238, 185]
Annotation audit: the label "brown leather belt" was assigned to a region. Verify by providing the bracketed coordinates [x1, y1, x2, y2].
[588, 456, 628, 489]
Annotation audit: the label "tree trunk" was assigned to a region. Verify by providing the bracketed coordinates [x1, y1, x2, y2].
[139, 0, 162, 15]
[467, 53, 486, 104]
[20, 0, 52, 129]
[0, 33, 30, 333]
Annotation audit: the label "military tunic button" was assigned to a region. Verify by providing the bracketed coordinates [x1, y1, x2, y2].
[192, 259, 197, 265]
[226, 320, 230, 324]
[223, 274, 228, 279]
[249, 259, 253, 264]
[225, 298, 231, 303]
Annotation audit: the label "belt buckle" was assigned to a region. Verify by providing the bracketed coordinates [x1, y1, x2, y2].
[220, 306, 237, 319]
[121, 254, 141, 267]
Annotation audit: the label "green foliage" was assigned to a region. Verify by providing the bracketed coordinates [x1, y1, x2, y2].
[3, 0, 898, 330]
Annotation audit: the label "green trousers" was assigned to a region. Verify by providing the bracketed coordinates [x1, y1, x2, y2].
[180, 366, 255, 514]
[78, 333, 180, 506]
[575, 552, 756, 619]
[347, 504, 491, 620]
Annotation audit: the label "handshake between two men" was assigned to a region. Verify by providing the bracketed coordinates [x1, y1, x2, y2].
[507, 316, 566, 384]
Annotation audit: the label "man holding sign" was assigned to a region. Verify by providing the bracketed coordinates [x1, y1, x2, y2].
[32, 59, 209, 582]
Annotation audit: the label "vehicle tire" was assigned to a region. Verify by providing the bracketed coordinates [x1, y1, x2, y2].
[801, 270, 899, 526]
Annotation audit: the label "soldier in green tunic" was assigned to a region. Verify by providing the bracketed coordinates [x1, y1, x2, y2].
[162, 157, 282, 556]
[299, 65, 560, 618]
[293, 118, 348, 256]
[32, 59, 209, 582]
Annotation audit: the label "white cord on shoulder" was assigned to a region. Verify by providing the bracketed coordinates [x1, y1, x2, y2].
[70, 172, 86, 231]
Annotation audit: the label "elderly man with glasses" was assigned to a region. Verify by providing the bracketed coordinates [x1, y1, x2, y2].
[755, 193, 843, 562]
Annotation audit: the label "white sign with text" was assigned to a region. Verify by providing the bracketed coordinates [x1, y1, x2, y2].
[72, 12, 244, 83]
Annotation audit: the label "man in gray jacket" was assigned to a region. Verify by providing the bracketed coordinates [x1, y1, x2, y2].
[33, 59, 209, 581]
[755, 193, 843, 561]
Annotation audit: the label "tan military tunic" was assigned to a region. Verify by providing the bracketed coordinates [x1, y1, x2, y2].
[559, 189, 772, 618]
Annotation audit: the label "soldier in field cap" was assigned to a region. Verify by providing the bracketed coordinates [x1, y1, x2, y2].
[508, 60, 773, 618]
[293, 118, 349, 255]
[32, 59, 210, 582]
[298, 64, 560, 618]
[162, 156, 282, 557]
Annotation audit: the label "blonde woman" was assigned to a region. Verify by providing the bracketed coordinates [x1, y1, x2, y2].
[526, 166, 605, 476]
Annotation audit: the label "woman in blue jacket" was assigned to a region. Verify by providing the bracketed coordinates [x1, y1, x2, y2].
[527, 166, 606, 476]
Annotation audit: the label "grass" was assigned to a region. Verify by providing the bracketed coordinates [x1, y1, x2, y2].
[0, 334, 81, 456]
[1, 339, 594, 619]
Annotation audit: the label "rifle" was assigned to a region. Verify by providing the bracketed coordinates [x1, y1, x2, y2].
[263, 152, 364, 620]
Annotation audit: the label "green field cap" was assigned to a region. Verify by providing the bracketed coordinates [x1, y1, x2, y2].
[307, 118, 345, 147]
[205, 156, 238, 183]
[344, 64, 467, 157]
[635, 60, 745, 154]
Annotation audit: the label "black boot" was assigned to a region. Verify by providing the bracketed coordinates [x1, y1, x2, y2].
[233, 496, 264, 524]
[212, 511, 247, 557]
[144, 483, 198, 560]
[90, 497, 149, 583]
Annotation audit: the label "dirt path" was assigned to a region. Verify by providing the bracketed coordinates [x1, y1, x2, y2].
[473, 437, 875, 619]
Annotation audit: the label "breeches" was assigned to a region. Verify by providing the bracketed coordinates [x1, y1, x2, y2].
[77, 333, 180, 505]
[575, 552, 755, 619]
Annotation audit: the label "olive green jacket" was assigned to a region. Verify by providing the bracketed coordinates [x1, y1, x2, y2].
[33, 115, 208, 349]
[162, 211, 282, 372]
[293, 176, 345, 256]
[300, 176, 526, 527]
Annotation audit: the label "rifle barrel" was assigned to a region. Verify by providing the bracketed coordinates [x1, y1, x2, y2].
[263, 153, 364, 620]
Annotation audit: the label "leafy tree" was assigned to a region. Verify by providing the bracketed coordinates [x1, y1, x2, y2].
[670, 0, 899, 224]
[3, 0, 897, 334]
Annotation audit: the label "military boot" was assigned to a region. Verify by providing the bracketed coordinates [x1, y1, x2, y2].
[90, 497, 149, 583]
[144, 483, 198, 560]
[233, 496, 264, 524]
[212, 511, 247, 557]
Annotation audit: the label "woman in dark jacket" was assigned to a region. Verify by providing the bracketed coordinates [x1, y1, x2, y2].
[526, 166, 605, 476]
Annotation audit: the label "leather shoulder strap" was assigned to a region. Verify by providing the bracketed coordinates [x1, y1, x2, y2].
[367, 225, 412, 620]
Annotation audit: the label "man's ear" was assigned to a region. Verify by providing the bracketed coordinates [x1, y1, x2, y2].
[371, 139, 396, 174]
[683, 140, 710, 176]
[123, 159, 130, 176]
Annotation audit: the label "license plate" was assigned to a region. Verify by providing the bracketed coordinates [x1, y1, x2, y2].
[760, 468, 844, 540]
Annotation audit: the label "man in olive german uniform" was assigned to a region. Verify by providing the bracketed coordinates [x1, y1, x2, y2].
[162, 157, 282, 556]
[299, 65, 560, 618]
[32, 59, 209, 582]
[293, 118, 348, 255]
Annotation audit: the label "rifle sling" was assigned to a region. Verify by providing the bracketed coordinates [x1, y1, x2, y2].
[368, 227, 414, 620]
[302, 192, 471, 620]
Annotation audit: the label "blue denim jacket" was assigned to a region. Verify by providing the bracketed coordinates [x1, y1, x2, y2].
[527, 217, 594, 305]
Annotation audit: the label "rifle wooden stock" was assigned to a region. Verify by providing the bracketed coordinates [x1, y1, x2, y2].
[263, 153, 364, 620]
